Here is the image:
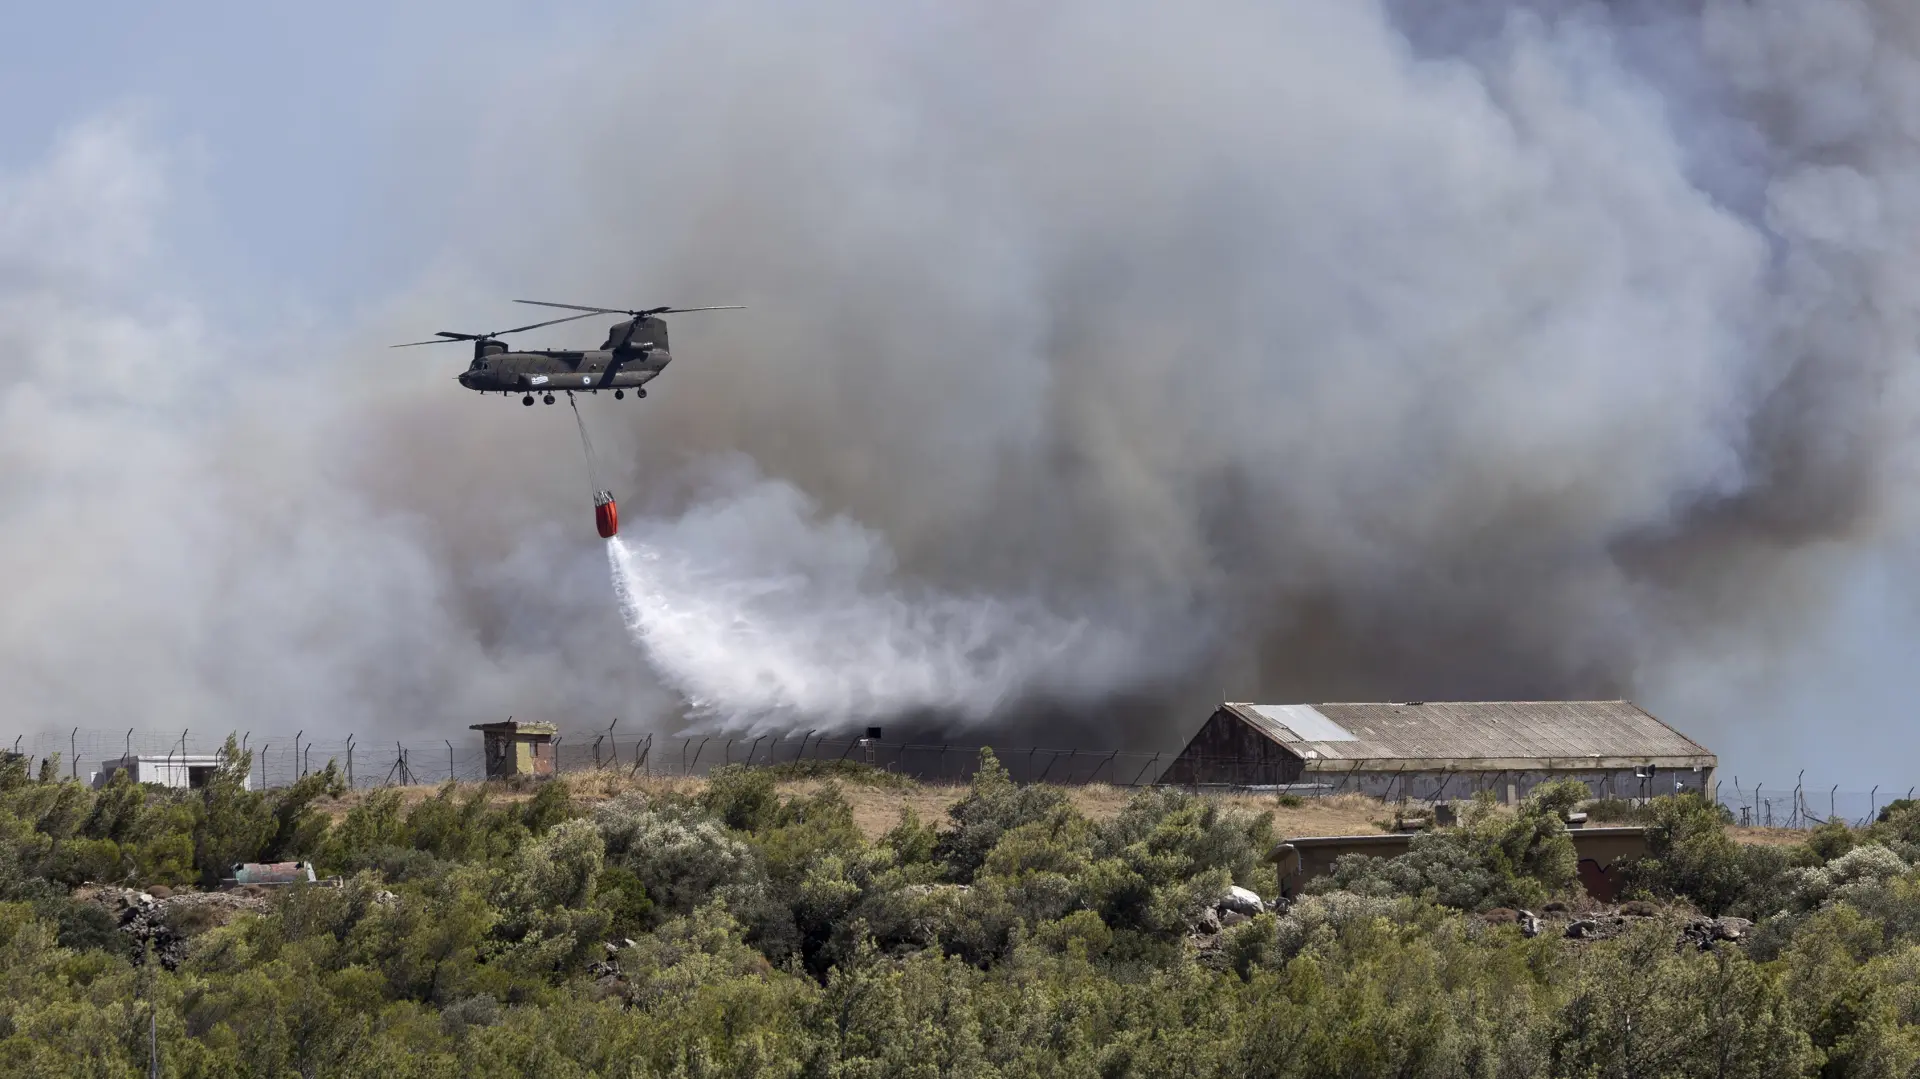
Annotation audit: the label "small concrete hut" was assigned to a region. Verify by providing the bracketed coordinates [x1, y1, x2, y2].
[470, 720, 558, 780]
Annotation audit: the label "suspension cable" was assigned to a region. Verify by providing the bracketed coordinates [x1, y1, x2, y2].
[569, 394, 604, 497]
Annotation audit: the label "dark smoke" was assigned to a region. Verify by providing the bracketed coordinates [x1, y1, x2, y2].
[5, 1, 1920, 760]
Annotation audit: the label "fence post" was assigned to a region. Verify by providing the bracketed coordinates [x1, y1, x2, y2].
[259, 745, 269, 790]
[797, 729, 815, 762]
[1129, 753, 1160, 787]
[345, 737, 355, 789]
[691, 738, 710, 775]
[607, 719, 619, 769]
[71, 728, 78, 780]
[1871, 786, 1879, 823]
[748, 736, 765, 766]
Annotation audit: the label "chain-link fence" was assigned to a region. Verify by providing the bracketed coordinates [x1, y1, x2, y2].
[0, 727, 1903, 830]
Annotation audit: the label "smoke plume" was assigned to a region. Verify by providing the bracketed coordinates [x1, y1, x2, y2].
[7, 1, 1920, 767]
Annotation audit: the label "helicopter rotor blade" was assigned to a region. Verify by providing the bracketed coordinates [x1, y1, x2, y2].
[513, 300, 626, 315]
[389, 337, 469, 348]
[514, 299, 745, 317]
[495, 310, 604, 335]
[388, 310, 600, 349]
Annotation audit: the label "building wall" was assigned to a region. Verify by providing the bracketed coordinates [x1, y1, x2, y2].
[1272, 827, 1652, 900]
[93, 757, 248, 791]
[1159, 709, 1304, 786]
[1300, 766, 1714, 803]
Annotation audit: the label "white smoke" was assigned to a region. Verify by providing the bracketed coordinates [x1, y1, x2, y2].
[10, 1, 1920, 781]
[604, 460, 1163, 734]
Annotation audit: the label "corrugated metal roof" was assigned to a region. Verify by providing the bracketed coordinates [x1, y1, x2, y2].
[1220, 701, 1714, 766]
[1248, 704, 1359, 742]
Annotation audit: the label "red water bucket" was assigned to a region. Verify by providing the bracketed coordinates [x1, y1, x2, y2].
[594, 493, 619, 539]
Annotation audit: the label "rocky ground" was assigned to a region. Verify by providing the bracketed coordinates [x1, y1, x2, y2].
[1479, 900, 1752, 949]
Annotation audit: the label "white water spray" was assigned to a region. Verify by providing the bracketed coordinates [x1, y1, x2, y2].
[604, 470, 1153, 733]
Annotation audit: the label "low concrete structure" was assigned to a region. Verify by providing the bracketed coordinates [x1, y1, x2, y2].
[1270, 825, 1651, 902]
[471, 719, 558, 780]
[92, 754, 246, 791]
[1162, 701, 1716, 802]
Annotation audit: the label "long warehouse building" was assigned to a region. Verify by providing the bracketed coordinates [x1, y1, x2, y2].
[1160, 700, 1716, 801]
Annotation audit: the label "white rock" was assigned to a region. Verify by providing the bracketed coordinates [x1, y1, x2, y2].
[1220, 885, 1265, 916]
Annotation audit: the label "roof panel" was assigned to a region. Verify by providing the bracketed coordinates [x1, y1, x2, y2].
[1249, 704, 1359, 742]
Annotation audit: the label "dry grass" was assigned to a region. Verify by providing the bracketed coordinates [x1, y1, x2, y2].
[312, 773, 1809, 850]
[1728, 827, 1812, 848]
[310, 772, 1395, 839]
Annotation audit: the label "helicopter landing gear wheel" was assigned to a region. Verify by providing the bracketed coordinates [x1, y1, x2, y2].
[636, 388, 647, 399]
[522, 395, 534, 406]
[614, 389, 624, 400]
[543, 394, 555, 405]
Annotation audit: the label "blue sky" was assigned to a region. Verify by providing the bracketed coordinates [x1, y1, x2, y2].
[0, 3, 626, 313]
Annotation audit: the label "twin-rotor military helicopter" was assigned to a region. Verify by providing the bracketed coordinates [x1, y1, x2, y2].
[393, 299, 743, 405]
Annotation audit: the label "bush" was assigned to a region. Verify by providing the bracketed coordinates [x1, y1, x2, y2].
[592, 792, 764, 920]
[935, 749, 1070, 883]
[1617, 793, 1753, 915]
[1310, 787, 1575, 911]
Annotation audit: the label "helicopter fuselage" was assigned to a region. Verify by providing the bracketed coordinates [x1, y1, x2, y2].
[456, 346, 672, 395]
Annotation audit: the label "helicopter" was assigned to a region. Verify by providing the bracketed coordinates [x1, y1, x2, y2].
[392, 300, 744, 405]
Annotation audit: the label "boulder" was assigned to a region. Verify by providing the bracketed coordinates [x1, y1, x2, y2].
[1219, 885, 1265, 917]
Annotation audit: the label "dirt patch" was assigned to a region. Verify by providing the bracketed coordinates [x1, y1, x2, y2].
[78, 886, 273, 970]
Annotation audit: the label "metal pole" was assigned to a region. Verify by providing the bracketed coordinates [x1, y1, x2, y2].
[691, 737, 710, 775]
[681, 738, 691, 775]
[447, 740, 455, 783]
[607, 718, 619, 767]
[724, 739, 735, 765]
[1871, 786, 1879, 822]
[1129, 753, 1160, 787]
[294, 730, 304, 780]
[259, 745, 269, 790]
[126, 728, 134, 763]
[345, 737, 355, 789]
[71, 727, 78, 780]
[748, 736, 765, 766]
[1831, 785, 1839, 821]
[796, 729, 815, 761]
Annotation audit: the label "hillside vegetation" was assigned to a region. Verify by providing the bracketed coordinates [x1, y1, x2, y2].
[3, 739, 1919, 1077]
